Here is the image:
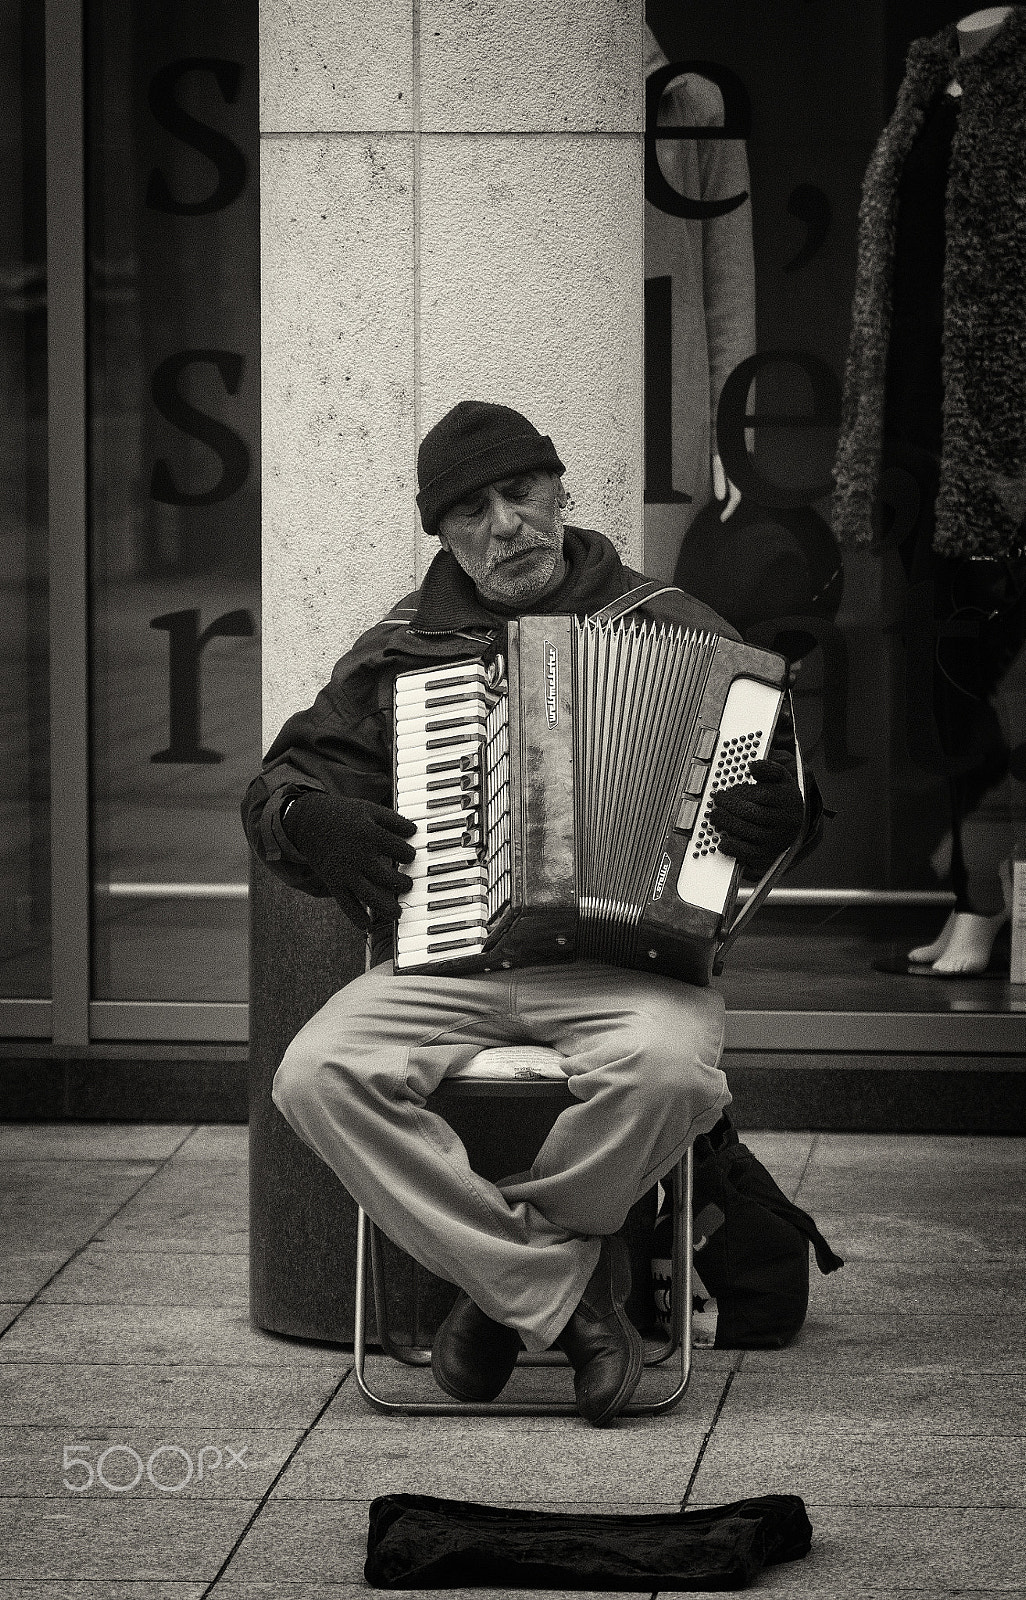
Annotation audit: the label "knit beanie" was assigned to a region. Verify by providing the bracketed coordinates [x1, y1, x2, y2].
[416, 400, 565, 536]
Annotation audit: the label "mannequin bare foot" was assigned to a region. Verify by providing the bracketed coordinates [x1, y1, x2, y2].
[929, 908, 1009, 975]
[908, 911, 958, 964]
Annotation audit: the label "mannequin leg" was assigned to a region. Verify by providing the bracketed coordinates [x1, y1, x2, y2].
[907, 909, 959, 964]
[926, 898, 1009, 974]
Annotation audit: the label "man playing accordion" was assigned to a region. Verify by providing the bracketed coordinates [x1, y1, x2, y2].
[242, 400, 817, 1425]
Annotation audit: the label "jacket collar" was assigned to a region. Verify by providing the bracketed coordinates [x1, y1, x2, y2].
[409, 525, 629, 635]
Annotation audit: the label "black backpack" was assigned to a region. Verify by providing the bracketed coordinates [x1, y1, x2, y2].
[656, 1114, 844, 1349]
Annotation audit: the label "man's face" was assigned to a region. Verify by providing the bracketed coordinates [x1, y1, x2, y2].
[437, 470, 568, 608]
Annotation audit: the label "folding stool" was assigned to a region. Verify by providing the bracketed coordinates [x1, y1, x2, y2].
[352, 1047, 694, 1416]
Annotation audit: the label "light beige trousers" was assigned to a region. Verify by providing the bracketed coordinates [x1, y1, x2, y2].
[272, 959, 730, 1352]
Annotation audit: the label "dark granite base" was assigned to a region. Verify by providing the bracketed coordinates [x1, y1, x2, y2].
[723, 1053, 1026, 1134]
[0, 1044, 248, 1121]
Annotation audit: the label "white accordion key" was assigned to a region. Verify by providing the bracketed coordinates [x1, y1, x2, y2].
[674, 676, 785, 913]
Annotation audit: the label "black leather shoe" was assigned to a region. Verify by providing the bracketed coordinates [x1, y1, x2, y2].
[557, 1233, 643, 1425]
[431, 1292, 522, 1402]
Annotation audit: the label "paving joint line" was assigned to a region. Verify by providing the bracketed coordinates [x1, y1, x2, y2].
[201, 1368, 353, 1595]
[0, 1126, 202, 1337]
[680, 1356, 744, 1507]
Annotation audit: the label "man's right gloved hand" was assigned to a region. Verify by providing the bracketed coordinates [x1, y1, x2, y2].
[281, 790, 416, 930]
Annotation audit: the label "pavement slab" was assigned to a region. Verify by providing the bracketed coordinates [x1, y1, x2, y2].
[274, 1413, 713, 1504]
[37, 1247, 250, 1308]
[0, 1252, 73, 1302]
[0, 1125, 192, 1162]
[741, 1315, 1026, 1372]
[0, 1162, 159, 1253]
[0, 1428, 302, 1500]
[172, 1127, 249, 1162]
[715, 1367, 1026, 1437]
[93, 1162, 248, 1254]
[693, 1428, 1026, 1507]
[0, 1497, 257, 1584]
[0, 1362, 347, 1431]
[0, 1306, 350, 1368]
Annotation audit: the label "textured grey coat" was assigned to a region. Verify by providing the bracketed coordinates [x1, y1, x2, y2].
[832, 11, 1026, 560]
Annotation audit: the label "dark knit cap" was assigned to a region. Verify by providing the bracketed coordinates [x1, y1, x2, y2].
[416, 400, 565, 535]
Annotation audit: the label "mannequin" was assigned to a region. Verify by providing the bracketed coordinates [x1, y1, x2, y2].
[833, 6, 1026, 975]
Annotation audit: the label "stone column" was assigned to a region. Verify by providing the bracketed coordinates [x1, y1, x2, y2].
[252, 0, 644, 1343]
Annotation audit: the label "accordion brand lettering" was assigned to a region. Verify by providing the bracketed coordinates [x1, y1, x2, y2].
[544, 641, 559, 727]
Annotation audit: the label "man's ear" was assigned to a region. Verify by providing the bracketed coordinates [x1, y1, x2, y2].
[437, 530, 451, 553]
[554, 476, 568, 508]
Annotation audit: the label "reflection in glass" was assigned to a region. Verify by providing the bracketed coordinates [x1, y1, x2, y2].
[0, 0, 49, 1001]
[86, 0, 259, 1003]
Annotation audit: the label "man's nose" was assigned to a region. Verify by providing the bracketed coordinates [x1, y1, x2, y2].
[485, 488, 520, 537]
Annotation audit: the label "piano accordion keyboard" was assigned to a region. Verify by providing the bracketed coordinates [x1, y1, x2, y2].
[394, 661, 513, 967]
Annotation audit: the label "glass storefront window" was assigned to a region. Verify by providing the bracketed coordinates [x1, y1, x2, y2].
[85, 0, 259, 1006]
[645, 2, 1025, 1007]
[0, 0, 49, 1002]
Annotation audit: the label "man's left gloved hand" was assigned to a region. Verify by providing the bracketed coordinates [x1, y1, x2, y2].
[709, 758, 805, 878]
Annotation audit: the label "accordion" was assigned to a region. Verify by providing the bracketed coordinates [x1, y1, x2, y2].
[393, 592, 794, 985]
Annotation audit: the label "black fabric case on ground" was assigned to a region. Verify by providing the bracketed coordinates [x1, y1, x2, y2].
[364, 1491, 813, 1589]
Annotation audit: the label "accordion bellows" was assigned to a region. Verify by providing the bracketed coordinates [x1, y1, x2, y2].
[393, 614, 788, 985]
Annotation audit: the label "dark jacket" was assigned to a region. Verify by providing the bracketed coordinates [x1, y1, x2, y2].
[242, 527, 818, 947]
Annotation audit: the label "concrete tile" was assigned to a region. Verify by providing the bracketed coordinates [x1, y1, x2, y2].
[0, 1125, 190, 1161]
[172, 1125, 248, 1161]
[418, 134, 644, 579]
[3, 1587, 206, 1599]
[0, 1306, 349, 1368]
[683, 1504, 1026, 1593]
[0, 1252, 72, 1301]
[225, 1500, 681, 1587]
[419, 0, 641, 133]
[0, 1161, 158, 1252]
[1, 1304, 25, 1335]
[0, 1427, 299, 1499]
[811, 1258, 1026, 1316]
[0, 1363, 345, 1430]
[275, 1412, 709, 1503]
[260, 132, 415, 738]
[95, 1163, 248, 1253]
[717, 1367, 1026, 1437]
[38, 1248, 249, 1308]
[220, 1498, 368, 1585]
[796, 1134, 1026, 1214]
[803, 1134, 1026, 1170]
[0, 1497, 255, 1582]
[809, 1209, 1026, 1263]
[742, 1315, 1026, 1371]
[326, 1352, 733, 1418]
[693, 1428, 1026, 1507]
[260, 0, 413, 134]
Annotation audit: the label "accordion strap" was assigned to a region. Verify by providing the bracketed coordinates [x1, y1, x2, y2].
[713, 691, 809, 974]
[590, 581, 683, 624]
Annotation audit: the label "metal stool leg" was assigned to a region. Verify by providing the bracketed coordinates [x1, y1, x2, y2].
[352, 1144, 694, 1417]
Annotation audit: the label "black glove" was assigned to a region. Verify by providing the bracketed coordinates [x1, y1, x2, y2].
[708, 758, 805, 878]
[282, 790, 416, 929]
